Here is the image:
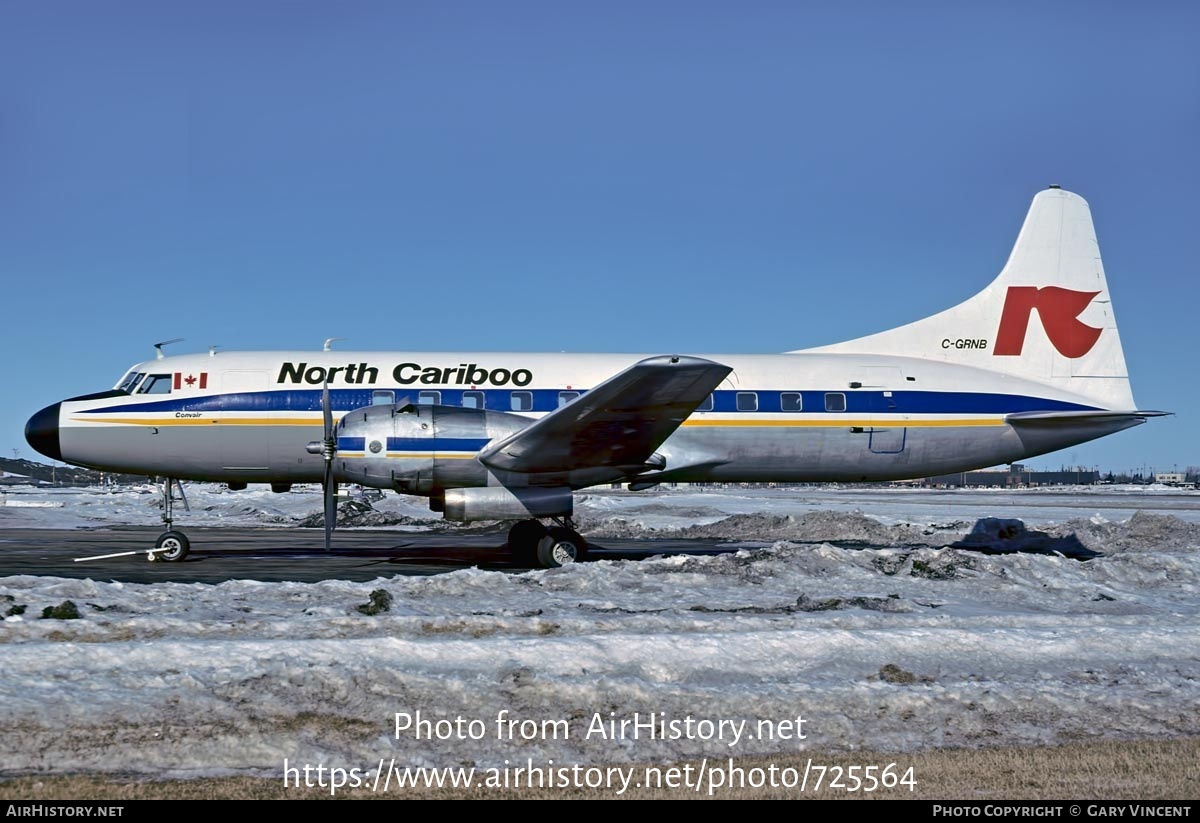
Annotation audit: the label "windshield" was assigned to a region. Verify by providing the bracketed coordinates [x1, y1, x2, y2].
[136, 374, 173, 394]
[115, 370, 146, 394]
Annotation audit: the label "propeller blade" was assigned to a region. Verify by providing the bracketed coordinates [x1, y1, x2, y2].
[321, 379, 336, 551]
[323, 459, 335, 552]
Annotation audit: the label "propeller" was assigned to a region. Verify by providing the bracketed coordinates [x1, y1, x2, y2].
[322, 381, 337, 550]
[307, 380, 338, 551]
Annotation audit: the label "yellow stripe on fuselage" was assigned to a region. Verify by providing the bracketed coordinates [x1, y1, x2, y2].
[681, 418, 1005, 428]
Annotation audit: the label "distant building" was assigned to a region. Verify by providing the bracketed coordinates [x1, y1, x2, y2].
[923, 464, 1098, 488]
[1154, 472, 1188, 486]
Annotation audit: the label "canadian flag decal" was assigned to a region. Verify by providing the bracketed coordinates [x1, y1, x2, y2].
[173, 372, 209, 390]
[994, 286, 1102, 358]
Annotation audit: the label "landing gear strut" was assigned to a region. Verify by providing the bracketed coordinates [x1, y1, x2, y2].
[507, 517, 587, 569]
[150, 478, 190, 562]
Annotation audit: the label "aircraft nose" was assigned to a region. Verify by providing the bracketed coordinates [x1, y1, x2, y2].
[25, 403, 62, 462]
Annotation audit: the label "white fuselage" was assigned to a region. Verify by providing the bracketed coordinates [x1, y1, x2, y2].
[35, 348, 1130, 490]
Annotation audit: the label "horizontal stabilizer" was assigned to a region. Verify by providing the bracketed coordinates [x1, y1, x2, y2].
[1002, 408, 1169, 453]
[1005, 409, 1171, 425]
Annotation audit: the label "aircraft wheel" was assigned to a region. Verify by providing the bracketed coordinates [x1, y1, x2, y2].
[152, 531, 190, 562]
[507, 519, 547, 567]
[536, 527, 587, 568]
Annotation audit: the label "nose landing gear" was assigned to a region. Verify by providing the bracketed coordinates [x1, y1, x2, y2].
[149, 478, 191, 562]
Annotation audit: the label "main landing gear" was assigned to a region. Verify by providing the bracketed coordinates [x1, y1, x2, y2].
[507, 518, 588, 569]
[150, 478, 190, 562]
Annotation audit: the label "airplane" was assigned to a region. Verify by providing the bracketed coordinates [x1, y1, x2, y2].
[24, 186, 1166, 567]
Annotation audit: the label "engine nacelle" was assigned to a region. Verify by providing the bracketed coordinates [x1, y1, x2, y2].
[333, 403, 529, 495]
[442, 486, 573, 522]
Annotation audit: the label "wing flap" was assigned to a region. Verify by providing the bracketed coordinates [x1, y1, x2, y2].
[478, 355, 732, 474]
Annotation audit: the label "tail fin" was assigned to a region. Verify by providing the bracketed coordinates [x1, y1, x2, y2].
[793, 187, 1136, 410]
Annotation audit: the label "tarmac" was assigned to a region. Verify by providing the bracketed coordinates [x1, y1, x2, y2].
[0, 527, 739, 583]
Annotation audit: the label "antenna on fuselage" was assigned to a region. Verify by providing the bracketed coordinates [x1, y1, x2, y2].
[209, 345, 221, 357]
[153, 339, 185, 360]
[323, 337, 345, 351]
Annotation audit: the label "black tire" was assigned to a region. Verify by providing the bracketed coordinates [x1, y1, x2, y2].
[536, 527, 587, 568]
[507, 519, 547, 567]
[154, 531, 190, 562]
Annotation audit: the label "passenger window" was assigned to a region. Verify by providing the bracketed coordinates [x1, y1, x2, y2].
[697, 394, 714, 412]
[825, 392, 846, 412]
[781, 392, 803, 412]
[558, 391, 580, 407]
[418, 390, 441, 405]
[372, 390, 395, 406]
[138, 374, 172, 394]
[510, 391, 533, 412]
[736, 392, 758, 412]
[462, 390, 485, 409]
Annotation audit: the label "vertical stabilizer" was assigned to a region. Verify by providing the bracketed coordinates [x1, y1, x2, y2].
[793, 187, 1136, 410]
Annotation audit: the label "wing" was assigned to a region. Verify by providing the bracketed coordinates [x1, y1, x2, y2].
[478, 355, 732, 474]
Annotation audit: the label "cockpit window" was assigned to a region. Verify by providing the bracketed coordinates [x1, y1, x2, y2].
[137, 374, 173, 394]
[117, 371, 146, 394]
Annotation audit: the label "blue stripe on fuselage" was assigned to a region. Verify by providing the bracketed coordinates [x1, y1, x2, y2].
[77, 388, 1100, 416]
[336, 437, 492, 453]
[387, 437, 491, 452]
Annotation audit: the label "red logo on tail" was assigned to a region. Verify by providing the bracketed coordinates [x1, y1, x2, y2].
[994, 286, 1102, 358]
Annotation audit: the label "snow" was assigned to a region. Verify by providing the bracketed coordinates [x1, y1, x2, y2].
[1, 483, 1198, 779]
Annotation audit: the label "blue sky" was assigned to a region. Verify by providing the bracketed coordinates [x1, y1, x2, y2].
[2, 1, 1196, 476]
